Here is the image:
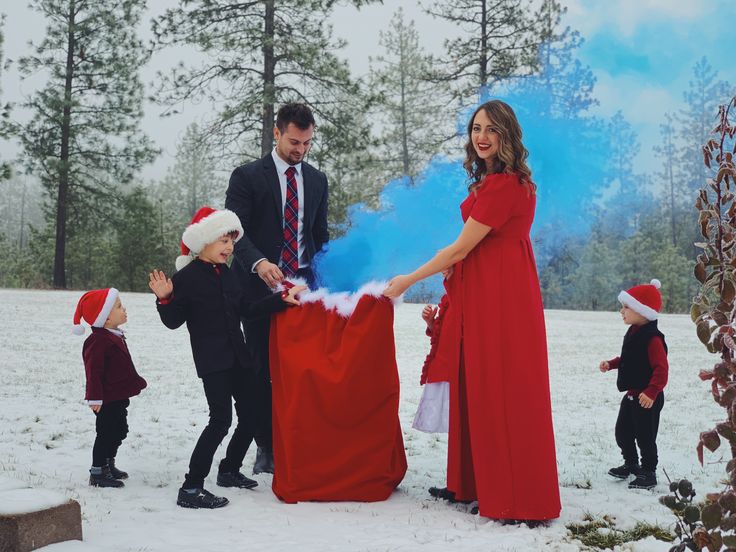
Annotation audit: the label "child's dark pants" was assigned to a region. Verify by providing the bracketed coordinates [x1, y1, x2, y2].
[183, 365, 257, 489]
[92, 399, 130, 467]
[615, 392, 664, 471]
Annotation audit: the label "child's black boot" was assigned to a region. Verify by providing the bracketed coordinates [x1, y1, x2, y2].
[608, 463, 640, 479]
[89, 466, 125, 488]
[628, 471, 657, 490]
[217, 470, 258, 489]
[177, 487, 229, 509]
[106, 458, 128, 480]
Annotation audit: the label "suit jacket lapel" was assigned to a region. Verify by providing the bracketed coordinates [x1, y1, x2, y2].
[302, 163, 316, 224]
[262, 153, 283, 224]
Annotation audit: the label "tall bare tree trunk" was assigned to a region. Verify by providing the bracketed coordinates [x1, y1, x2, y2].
[53, 0, 76, 288]
[260, 0, 275, 157]
[479, 0, 487, 88]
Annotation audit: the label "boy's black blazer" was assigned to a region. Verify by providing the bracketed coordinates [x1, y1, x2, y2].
[156, 259, 287, 378]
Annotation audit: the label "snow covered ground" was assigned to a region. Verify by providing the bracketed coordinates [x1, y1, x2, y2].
[0, 288, 726, 551]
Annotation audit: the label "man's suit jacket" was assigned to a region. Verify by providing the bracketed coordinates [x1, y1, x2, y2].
[225, 153, 329, 300]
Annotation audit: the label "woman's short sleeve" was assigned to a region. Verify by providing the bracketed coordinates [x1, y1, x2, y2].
[469, 174, 521, 229]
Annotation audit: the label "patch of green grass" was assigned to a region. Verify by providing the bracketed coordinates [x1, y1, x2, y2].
[566, 513, 674, 549]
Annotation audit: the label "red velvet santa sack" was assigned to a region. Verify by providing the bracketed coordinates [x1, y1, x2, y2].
[270, 286, 407, 503]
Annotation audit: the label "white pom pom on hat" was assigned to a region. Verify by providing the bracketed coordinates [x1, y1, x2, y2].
[72, 288, 119, 335]
[176, 206, 244, 270]
[650, 278, 661, 289]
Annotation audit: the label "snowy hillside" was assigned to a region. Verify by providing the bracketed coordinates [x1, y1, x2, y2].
[0, 288, 725, 551]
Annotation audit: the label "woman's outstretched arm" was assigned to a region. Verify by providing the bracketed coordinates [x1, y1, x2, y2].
[383, 216, 491, 298]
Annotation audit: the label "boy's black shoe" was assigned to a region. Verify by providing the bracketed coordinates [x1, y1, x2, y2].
[608, 463, 640, 479]
[106, 458, 128, 480]
[628, 471, 657, 490]
[253, 447, 274, 475]
[217, 471, 258, 489]
[176, 487, 229, 509]
[429, 486, 457, 502]
[89, 466, 124, 488]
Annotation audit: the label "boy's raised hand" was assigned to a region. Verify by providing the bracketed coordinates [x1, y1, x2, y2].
[599, 361, 610, 373]
[283, 284, 308, 306]
[148, 270, 173, 300]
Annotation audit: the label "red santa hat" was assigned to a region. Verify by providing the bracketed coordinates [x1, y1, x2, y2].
[617, 279, 662, 321]
[72, 288, 119, 335]
[176, 206, 244, 271]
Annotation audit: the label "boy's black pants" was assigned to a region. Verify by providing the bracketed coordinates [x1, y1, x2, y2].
[92, 399, 130, 467]
[184, 366, 258, 490]
[615, 392, 664, 472]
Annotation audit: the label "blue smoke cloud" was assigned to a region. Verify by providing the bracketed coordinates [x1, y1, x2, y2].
[313, 85, 612, 296]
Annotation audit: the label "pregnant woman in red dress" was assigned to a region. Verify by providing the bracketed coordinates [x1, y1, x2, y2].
[383, 100, 560, 522]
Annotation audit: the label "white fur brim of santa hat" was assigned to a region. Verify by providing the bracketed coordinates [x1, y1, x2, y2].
[617, 278, 661, 321]
[277, 279, 401, 317]
[176, 209, 244, 271]
[72, 287, 119, 335]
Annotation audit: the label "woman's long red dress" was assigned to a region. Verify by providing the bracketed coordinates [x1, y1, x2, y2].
[446, 172, 561, 520]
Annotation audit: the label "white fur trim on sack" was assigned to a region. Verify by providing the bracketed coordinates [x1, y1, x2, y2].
[93, 288, 119, 328]
[286, 280, 401, 318]
[182, 210, 243, 256]
[617, 290, 658, 321]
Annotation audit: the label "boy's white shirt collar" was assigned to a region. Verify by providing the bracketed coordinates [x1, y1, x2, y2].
[271, 148, 302, 175]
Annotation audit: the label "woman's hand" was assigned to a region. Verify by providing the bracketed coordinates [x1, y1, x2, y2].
[282, 284, 308, 306]
[148, 270, 173, 300]
[383, 275, 413, 298]
[442, 265, 454, 280]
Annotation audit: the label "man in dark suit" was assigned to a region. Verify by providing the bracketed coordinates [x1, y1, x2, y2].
[225, 102, 329, 474]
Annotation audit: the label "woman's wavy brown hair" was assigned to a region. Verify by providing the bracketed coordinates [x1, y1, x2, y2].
[463, 100, 533, 192]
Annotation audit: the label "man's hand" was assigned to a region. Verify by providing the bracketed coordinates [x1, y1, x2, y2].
[442, 266, 454, 280]
[599, 361, 610, 373]
[638, 393, 654, 409]
[149, 270, 173, 300]
[89, 404, 101, 413]
[256, 260, 284, 289]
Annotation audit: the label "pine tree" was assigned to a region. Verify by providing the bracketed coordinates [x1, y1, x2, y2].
[153, 123, 223, 260]
[152, 0, 379, 162]
[114, 188, 166, 291]
[0, 16, 12, 180]
[13, 0, 158, 288]
[368, 8, 451, 185]
[653, 113, 684, 248]
[425, 0, 565, 104]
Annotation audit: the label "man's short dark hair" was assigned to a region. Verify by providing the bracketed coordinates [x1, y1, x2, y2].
[276, 103, 315, 132]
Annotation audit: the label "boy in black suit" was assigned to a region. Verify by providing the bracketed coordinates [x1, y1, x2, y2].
[226, 103, 329, 474]
[73, 288, 147, 488]
[149, 207, 305, 509]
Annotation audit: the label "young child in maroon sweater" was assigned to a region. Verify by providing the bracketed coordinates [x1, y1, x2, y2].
[599, 279, 668, 490]
[73, 288, 147, 488]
